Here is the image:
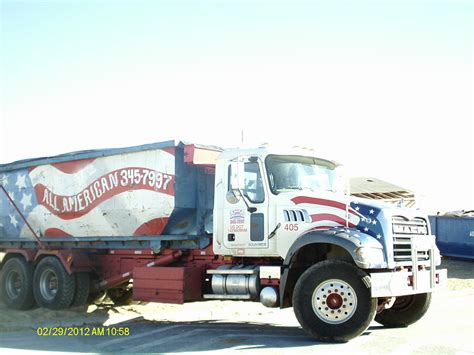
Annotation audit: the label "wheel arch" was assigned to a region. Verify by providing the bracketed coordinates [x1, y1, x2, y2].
[279, 231, 362, 308]
[33, 250, 94, 275]
[1, 249, 37, 267]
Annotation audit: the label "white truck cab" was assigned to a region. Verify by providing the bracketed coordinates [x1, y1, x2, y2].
[214, 146, 347, 258]
[210, 145, 447, 342]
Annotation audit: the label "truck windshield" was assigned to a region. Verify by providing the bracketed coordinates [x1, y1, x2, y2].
[265, 155, 338, 194]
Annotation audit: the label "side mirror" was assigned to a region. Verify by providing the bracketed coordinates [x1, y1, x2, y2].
[230, 160, 245, 191]
[228, 158, 257, 213]
[226, 191, 240, 204]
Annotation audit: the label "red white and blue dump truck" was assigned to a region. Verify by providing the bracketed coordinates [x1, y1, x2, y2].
[0, 140, 447, 342]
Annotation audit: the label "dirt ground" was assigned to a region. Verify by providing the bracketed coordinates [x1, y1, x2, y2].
[0, 258, 472, 333]
[439, 258, 474, 290]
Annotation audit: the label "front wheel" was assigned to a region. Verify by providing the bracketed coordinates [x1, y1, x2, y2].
[375, 293, 431, 328]
[292, 260, 377, 343]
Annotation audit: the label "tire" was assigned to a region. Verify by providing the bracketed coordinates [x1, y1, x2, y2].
[108, 287, 133, 306]
[71, 272, 90, 307]
[0, 257, 36, 310]
[33, 257, 76, 310]
[375, 293, 432, 328]
[292, 260, 377, 343]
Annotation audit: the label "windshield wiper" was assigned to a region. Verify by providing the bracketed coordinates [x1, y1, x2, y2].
[276, 186, 303, 192]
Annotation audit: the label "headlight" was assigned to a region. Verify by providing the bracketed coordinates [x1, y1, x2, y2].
[355, 247, 385, 267]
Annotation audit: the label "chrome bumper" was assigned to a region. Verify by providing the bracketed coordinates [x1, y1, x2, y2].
[371, 235, 447, 298]
[370, 268, 447, 297]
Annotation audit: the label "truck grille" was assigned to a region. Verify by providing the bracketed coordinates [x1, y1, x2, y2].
[392, 216, 430, 264]
[392, 216, 428, 235]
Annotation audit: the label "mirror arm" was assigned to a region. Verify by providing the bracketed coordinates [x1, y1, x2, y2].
[235, 189, 257, 213]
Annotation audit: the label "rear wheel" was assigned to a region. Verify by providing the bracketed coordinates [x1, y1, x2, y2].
[293, 260, 377, 343]
[33, 257, 76, 310]
[375, 293, 431, 327]
[0, 257, 35, 310]
[71, 272, 90, 307]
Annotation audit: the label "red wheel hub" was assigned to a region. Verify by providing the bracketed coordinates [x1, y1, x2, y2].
[326, 293, 343, 309]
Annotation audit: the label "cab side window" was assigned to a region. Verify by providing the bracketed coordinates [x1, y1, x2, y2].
[244, 162, 264, 203]
[227, 161, 265, 204]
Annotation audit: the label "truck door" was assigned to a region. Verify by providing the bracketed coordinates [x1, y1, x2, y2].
[223, 158, 269, 253]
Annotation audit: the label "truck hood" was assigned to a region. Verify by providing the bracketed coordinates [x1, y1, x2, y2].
[281, 190, 423, 218]
[279, 190, 428, 237]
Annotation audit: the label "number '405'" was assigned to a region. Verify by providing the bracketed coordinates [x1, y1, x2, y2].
[284, 223, 298, 232]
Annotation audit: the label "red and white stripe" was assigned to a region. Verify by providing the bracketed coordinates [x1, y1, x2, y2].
[22, 149, 175, 238]
[291, 196, 362, 231]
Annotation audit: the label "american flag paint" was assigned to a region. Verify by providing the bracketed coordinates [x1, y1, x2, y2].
[350, 201, 384, 240]
[0, 148, 176, 239]
[291, 196, 385, 240]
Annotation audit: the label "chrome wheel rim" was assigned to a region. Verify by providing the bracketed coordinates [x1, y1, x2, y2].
[39, 268, 58, 301]
[312, 279, 357, 324]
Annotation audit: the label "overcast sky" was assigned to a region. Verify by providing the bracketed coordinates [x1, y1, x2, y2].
[1, 0, 472, 212]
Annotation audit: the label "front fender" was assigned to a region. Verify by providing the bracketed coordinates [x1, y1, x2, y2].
[284, 229, 384, 266]
[279, 229, 385, 308]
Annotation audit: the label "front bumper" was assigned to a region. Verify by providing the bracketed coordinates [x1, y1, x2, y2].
[371, 231, 447, 297]
[370, 268, 448, 297]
